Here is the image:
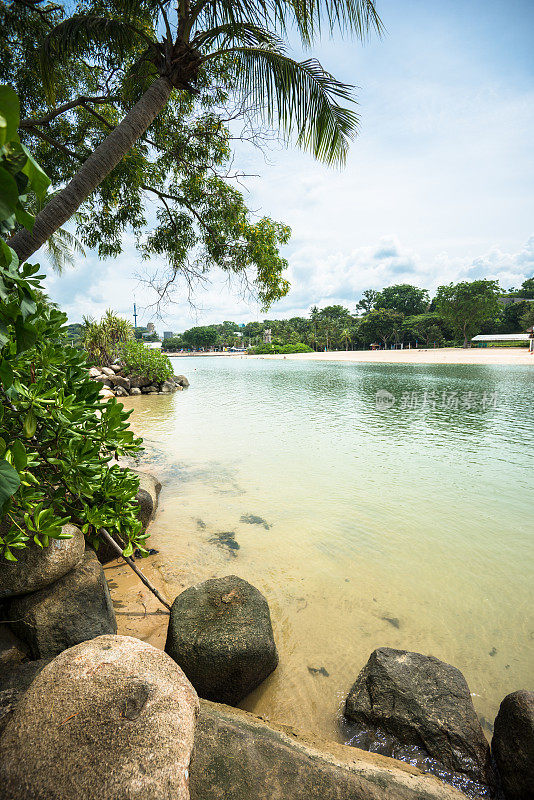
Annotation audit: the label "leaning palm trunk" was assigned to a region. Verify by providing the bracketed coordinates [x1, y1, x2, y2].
[10, 76, 173, 263]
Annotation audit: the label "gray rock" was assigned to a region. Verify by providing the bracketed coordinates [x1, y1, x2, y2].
[165, 575, 278, 705]
[93, 375, 113, 387]
[189, 700, 468, 800]
[101, 367, 115, 377]
[0, 524, 85, 600]
[130, 374, 152, 389]
[110, 364, 122, 373]
[88, 366, 102, 378]
[9, 549, 117, 658]
[492, 690, 534, 800]
[114, 386, 129, 397]
[161, 380, 176, 393]
[174, 375, 189, 388]
[0, 659, 50, 736]
[130, 387, 141, 395]
[142, 385, 158, 394]
[0, 635, 199, 800]
[344, 648, 494, 791]
[0, 624, 28, 670]
[109, 374, 130, 391]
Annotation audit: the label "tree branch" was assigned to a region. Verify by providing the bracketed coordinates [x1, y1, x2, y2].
[20, 96, 117, 128]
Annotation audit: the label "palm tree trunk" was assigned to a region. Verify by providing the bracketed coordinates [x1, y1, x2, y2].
[10, 76, 173, 263]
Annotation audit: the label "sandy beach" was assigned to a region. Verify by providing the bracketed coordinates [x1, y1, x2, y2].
[249, 346, 533, 366]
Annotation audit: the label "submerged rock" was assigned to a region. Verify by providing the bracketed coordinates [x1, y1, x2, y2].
[165, 575, 278, 705]
[209, 530, 240, 556]
[0, 523, 85, 600]
[240, 513, 272, 529]
[0, 635, 199, 800]
[492, 690, 534, 800]
[343, 648, 494, 793]
[174, 374, 189, 388]
[189, 700, 468, 800]
[9, 549, 117, 658]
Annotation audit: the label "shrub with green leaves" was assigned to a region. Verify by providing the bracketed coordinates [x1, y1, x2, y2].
[119, 339, 174, 383]
[248, 343, 313, 355]
[81, 310, 133, 366]
[0, 86, 146, 561]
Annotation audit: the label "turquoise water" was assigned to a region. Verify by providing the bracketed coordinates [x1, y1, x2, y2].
[127, 356, 534, 740]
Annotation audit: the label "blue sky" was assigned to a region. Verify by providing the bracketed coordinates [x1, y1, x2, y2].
[44, 0, 534, 329]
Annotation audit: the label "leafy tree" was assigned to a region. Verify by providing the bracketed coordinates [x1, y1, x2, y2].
[0, 86, 146, 561]
[435, 280, 500, 347]
[402, 312, 449, 346]
[5, 0, 381, 312]
[516, 277, 534, 299]
[520, 305, 534, 331]
[358, 308, 404, 349]
[182, 325, 218, 349]
[161, 335, 185, 351]
[374, 283, 430, 316]
[355, 288, 378, 314]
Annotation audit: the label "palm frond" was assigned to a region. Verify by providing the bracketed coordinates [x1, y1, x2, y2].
[207, 47, 358, 165]
[192, 22, 283, 53]
[40, 14, 156, 98]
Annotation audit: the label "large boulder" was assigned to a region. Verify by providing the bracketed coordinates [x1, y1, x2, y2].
[344, 648, 494, 792]
[0, 658, 50, 736]
[174, 374, 189, 387]
[108, 374, 131, 391]
[88, 366, 102, 378]
[8, 548, 117, 658]
[189, 700, 468, 800]
[0, 523, 85, 600]
[492, 690, 534, 800]
[130, 374, 152, 389]
[161, 380, 177, 393]
[165, 575, 278, 705]
[0, 635, 199, 800]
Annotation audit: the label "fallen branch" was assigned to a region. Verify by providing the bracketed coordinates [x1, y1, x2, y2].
[99, 528, 171, 611]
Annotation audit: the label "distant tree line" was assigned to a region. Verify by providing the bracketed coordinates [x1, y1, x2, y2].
[161, 277, 534, 352]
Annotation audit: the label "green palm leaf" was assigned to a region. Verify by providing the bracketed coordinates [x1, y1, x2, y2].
[40, 14, 156, 98]
[206, 46, 358, 165]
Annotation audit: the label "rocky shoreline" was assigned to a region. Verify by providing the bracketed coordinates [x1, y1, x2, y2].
[88, 363, 190, 400]
[0, 472, 532, 800]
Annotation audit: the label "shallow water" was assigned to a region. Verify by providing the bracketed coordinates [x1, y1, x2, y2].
[124, 356, 534, 742]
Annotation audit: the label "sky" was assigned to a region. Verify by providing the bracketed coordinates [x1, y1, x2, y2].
[44, 0, 534, 331]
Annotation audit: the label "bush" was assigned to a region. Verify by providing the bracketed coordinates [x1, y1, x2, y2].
[119, 340, 174, 383]
[248, 343, 313, 355]
[0, 86, 146, 561]
[81, 310, 133, 366]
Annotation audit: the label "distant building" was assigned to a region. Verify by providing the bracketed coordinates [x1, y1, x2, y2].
[163, 331, 173, 340]
[263, 329, 272, 344]
[147, 322, 155, 333]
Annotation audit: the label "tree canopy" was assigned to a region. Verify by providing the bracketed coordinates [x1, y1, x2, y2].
[435, 280, 500, 347]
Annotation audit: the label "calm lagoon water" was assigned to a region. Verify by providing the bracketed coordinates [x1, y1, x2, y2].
[126, 356, 534, 741]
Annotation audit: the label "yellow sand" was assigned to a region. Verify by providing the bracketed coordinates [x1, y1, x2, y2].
[249, 347, 533, 366]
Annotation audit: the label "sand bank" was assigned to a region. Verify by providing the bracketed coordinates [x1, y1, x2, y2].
[249, 347, 533, 366]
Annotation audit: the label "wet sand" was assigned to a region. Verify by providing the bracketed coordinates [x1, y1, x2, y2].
[250, 347, 533, 366]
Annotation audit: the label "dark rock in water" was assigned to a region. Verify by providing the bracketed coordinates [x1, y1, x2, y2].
[196, 519, 207, 530]
[343, 648, 494, 793]
[8, 549, 117, 659]
[492, 690, 534, 800]
[0, 635, 199, 800]
[133, 548, 159, 559]
[174, 374, 190, 388]
[381, 615, 400, 629]
[165, 575, 278, 705]
[308, 666, 329, 677]
[478, 715, 494, 735]
[209, 531, 240, 557]
[240, 514, 272, 530]
[190, 700, 467, 800]
[489, 647, 497, 657]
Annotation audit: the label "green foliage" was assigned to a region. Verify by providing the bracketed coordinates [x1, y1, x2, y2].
[435, 280, 500, 346]
[374, 284, 430, 317]
[249, 342, 313, 354]
[81, 309, 133, 366]
[516, 277, 534, 299]
[161, 336, 185, 352]
[358, 308, 404, 347]
[181, 326, 219, 350]
[0, 86, 145, 561]
[520, 304, 534, 331]
[119, 339, 174, 383]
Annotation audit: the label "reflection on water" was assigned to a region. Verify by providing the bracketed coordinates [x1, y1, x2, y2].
[124, 357, 534, 742]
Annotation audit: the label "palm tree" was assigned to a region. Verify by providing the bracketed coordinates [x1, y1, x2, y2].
[310, 305, 320, 350]
[9, 0, 382, 263]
